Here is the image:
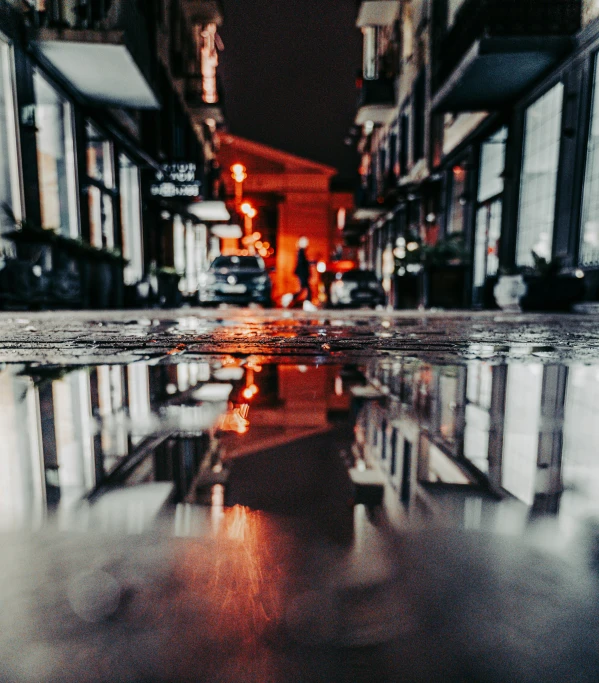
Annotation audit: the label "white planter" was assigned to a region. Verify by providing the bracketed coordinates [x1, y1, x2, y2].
[494, 274, 528, 312]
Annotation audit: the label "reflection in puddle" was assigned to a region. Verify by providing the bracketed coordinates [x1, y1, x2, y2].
[3, 355, 599, 680]
[2, 356, 599, 538]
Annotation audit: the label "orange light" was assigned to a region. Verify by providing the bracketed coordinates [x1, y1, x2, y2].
[231, 163, 247, 183]
[241, 201, 256, 217]
[262, 242, 270, 249]
[242, 387, 254, 400]
[249, 383, 259, 396]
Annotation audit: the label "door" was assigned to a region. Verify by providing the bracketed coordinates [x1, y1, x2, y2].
[473, 198, 502, 307]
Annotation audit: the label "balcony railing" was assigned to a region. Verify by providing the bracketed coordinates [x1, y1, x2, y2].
[35, 0, 155, 89]
[433, 0, 582, 91]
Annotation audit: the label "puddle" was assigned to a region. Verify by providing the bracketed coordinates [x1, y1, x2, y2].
[2, 353, 599, 681]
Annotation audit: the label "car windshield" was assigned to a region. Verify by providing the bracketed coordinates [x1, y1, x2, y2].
[341, 270, 378, 283]
[211, 256, 264, 270]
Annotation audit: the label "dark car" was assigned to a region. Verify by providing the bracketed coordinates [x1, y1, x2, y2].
[198, 255, 272, 306]
[329, 269, 385, 308]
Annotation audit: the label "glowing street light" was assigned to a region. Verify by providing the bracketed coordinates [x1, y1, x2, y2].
[231, 163, 247, 183]
[231, 163, 247, 211]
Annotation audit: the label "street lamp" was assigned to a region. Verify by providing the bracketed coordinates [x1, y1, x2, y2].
[240, 202, 258, 255]
[230, 163, 247, 211]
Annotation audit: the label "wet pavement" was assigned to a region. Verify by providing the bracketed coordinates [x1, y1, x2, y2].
[2, 308, 599, 681]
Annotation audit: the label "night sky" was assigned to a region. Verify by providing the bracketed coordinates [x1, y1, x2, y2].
[219, 0, 362, 180]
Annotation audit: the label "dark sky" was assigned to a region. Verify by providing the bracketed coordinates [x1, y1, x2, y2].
[219, 0, 362, 179]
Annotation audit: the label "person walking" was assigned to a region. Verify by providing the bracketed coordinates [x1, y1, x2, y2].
[293, 236, 312, 305]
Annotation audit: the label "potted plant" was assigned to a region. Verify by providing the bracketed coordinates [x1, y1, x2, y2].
[422, 234, 470, 309]
[392, 233, 424, 310]
[493, 253, 586, 312]
[153, 265, 181, 308]
[521, 254, 585, 312]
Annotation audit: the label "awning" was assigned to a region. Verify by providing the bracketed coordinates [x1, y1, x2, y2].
[353, 208, 386, 221]
[356, 1, 400, 28]
[211, 224, 243, 239]
[187, 201, 231, 221]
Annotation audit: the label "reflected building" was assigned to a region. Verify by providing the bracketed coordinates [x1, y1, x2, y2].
[354, 357, 596, 534]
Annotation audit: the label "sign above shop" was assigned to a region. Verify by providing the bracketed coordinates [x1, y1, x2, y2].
[150, 162, 202, 199]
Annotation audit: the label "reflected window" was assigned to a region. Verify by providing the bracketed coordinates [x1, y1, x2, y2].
[516, 84, 564, 266]
[119, 154, 143, 284]
[0, 37, 22, 240]
[501, 365, 543, 504]
[33, 71, 79, 237]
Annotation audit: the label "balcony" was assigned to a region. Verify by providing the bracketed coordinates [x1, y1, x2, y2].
[31, 0, 159, 109]
[355, 77, 396, 126]
[186, 75, 225, 125]
[432, 0, 581, 112]
[182, 0, 224, 27]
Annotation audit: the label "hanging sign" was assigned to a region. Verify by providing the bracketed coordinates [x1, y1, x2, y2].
[150, 162, 202, 199]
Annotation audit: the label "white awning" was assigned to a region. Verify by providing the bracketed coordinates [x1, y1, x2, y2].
[355, 104, 396, 126]
[188, 201, 231, 221]
[356, 1, 400, 27]
[353, 208, 386, 221]
[211, 224, 243, 239]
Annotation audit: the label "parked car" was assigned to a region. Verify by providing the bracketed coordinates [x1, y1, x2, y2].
[329, 270, 385, 308]
[198, 255, 272, 307]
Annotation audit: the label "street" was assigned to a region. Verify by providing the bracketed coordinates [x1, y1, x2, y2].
[1, 308, 599, 682]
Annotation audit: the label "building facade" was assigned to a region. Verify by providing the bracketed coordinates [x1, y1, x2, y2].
[217, 134, 355, 303]
[350, 0, 599, 308]
[0, 0, 226, 310]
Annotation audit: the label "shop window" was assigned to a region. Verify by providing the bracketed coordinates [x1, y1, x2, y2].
[580, 56, 599, 266]
[413, 71, 425, 162]
[119, 154, 143, 285]
[478, 128, 507, 204]
[33, 71, 79, 237]
[399, 112, 409, 176]
[448, 162, 467, 234]
[0, 38, 22, 239]
[516, 83, 564, 266]
[86, 122, 115, 249]
[473, 128, 506, 290]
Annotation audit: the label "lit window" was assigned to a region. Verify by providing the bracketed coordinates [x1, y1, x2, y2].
[0, 38, 22, 241]
[86, 122, 115, 249]
[33, 71, 79, 237]
[119, 154, 143, 284]
[516, 83, 564, 266]
[580, 58, 599, 266]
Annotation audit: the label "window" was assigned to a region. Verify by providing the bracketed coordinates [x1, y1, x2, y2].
[33, 71, 79, 237]
[580, 57, 599, 266]
[86, 122, 115, 249]
[516, 83, 564, 266]
[448, 163, 467, 234]
[399, 112, 409, 176]
[0, 37, 21, 240]
[413, 71, 425, 162]
[478, 128, 507, 204]
[119, 155, 143, 285]
[473, 128, 507, 288]
[362, 26, 379, 80]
